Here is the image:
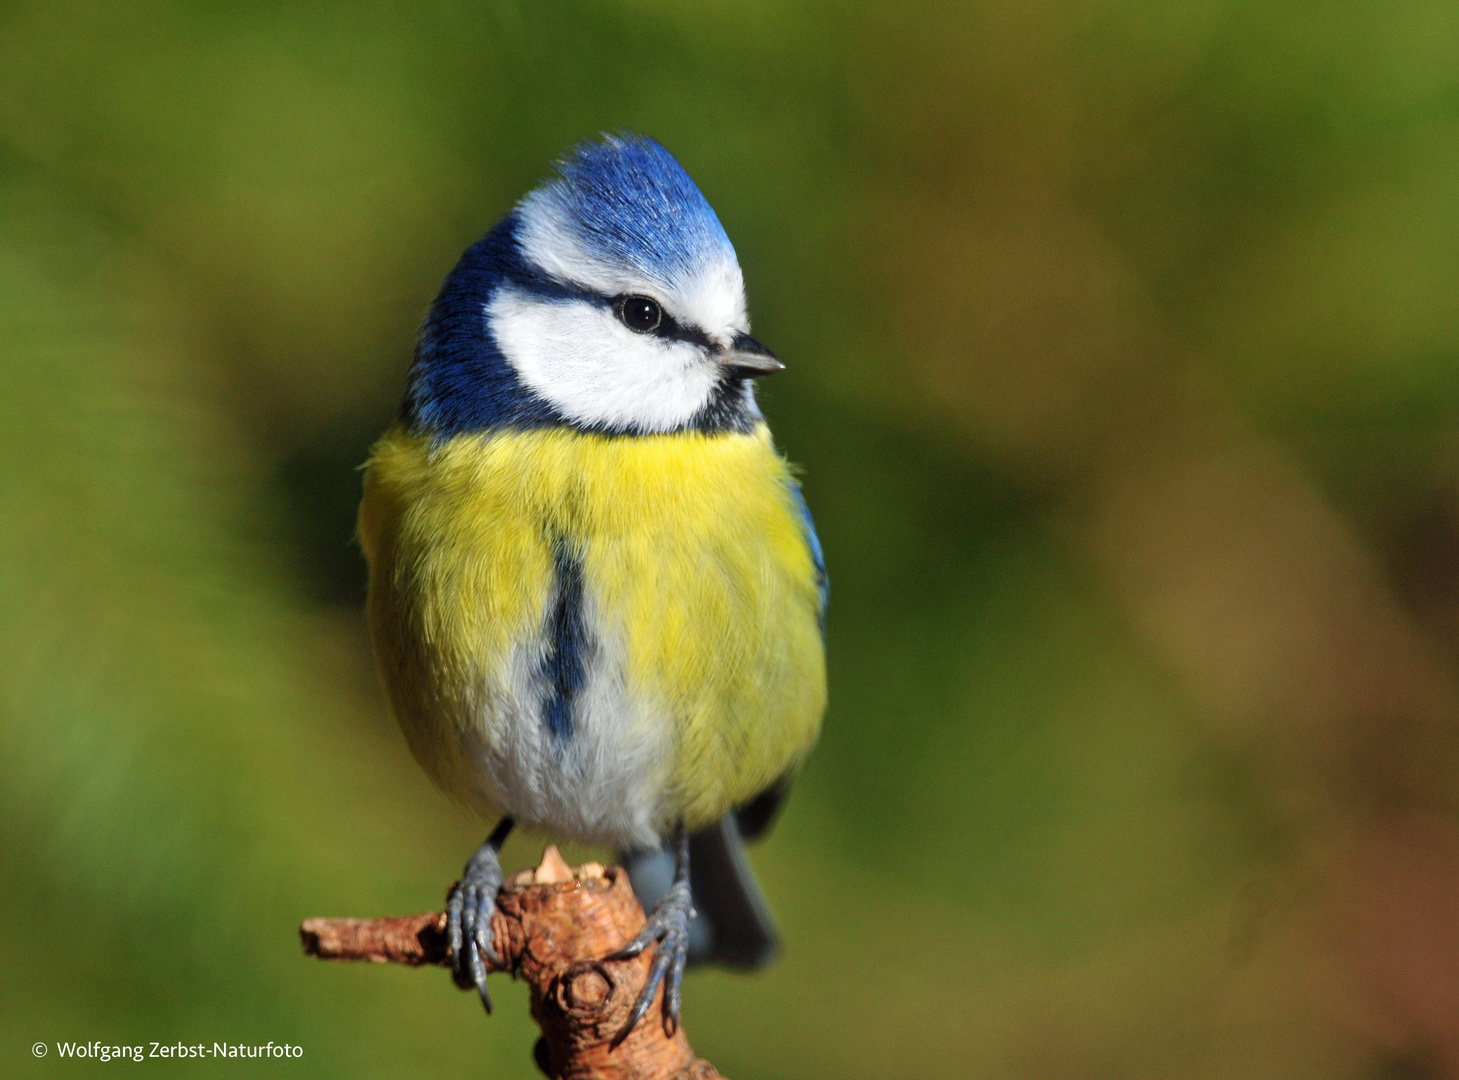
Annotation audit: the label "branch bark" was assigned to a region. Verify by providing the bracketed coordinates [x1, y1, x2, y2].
[300, 847, 724, 1080]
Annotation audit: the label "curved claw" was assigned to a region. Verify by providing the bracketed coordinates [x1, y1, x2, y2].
[663, 927, 689, 1031]
[446, 819, 513, 1014]
[474, 911, 499, 970]
[448, 875, 500, 1012]
[610, 878, 694, 1044]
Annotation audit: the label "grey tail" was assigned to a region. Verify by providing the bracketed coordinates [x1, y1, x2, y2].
[621, 814, 780, 970]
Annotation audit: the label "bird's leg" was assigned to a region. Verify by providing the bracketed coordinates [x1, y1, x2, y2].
[609, 824, 694, 1043]
[447, 816, 514, 1013]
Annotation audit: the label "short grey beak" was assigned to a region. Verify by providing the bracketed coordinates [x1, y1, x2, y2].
[720, 334, 785, 377]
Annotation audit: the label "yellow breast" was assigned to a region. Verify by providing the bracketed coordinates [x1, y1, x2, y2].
[358, 422, 825, 838]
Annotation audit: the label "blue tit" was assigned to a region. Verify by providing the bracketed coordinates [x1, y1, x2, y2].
[358, 134, 827, 1035]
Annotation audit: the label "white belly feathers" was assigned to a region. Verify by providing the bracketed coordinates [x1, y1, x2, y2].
[456, 586, 675, 850]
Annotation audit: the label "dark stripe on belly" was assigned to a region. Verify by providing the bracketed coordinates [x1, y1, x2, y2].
[540, 542, 589, 742]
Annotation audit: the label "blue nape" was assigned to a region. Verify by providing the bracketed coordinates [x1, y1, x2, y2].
[401, 215, 571, 436]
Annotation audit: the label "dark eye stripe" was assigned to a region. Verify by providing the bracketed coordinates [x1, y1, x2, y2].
[611, 294, 716, 351]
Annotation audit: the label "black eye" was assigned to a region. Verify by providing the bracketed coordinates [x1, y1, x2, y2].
[619, 295, 662, 334]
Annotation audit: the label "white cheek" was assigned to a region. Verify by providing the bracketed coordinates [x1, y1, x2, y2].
[488, 288, 718, 432]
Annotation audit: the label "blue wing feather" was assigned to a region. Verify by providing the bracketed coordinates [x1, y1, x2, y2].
[788, 481, 827, 632]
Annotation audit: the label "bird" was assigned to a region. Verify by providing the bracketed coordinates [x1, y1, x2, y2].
[357, 133, 827, 1038]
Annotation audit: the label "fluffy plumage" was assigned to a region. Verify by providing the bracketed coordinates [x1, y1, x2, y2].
[359, 134, 826, 999]
[360, 423, 824, 847]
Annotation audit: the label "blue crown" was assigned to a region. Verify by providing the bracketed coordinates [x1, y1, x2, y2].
[528, 134, 737, 284]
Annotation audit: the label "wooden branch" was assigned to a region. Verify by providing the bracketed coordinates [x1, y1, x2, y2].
[301, 847, 724, 1080]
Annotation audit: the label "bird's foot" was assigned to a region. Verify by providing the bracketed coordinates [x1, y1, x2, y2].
[447, 818, 513, 1013]
[607, 876, 694, 1043]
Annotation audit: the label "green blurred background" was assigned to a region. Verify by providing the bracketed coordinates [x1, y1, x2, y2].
[5, 1, 1459, 1076]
